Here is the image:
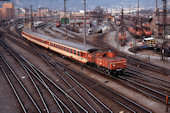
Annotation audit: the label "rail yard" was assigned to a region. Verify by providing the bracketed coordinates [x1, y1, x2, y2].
[0, 0, 170, 113]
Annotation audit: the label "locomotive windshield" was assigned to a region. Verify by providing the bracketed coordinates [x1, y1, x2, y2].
[88, 48, 98, 53]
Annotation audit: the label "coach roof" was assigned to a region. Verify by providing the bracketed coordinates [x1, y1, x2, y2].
[23, 28, 97, 52]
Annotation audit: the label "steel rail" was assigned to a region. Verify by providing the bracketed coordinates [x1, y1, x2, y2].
[127, 68, 170, 84]
[21, 57, 66, 113]
[29, 62, 88, 113]
[125, 72, 170, 89]
[119, 75, 170, 104]
[0, 41, 50, 112]
[25, 66, 69, 113]
[22, 57, 87, 113]
[0, 55, 42, 113]
[3, 22, 154, 111]
[55, 62, 116, 113]
[39, 54, 98, 113]
[12, 55, 50, 113]
[0, 65, 27, 113]
[56, 62, 152, 113]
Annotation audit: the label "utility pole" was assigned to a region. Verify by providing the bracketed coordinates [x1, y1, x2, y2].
[106, 3, 108, 14]
[64, 0, 67, 37]
[137, 0, 139, 23]
[121, 7, 124, 33]
[30, 5, 33, 30]
[38, 7, 40, 21]
[24, 7, 26, 23]
[156, 0, 160, 38]
[84, 0, 86, 46]
[17, 8, 19, 19]
[134, 0, 140, 56]
[161, 0, 167, 60]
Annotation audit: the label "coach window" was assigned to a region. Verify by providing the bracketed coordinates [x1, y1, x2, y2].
[64, 47, 66, 51]
[74, 50, 76, 54]
[77, 51, 80, 56]
[67, 48, 69, 52]
[59, 45, 60, 49]
[70, 49, 72, 53]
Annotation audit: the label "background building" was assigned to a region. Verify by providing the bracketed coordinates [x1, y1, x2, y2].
[0, 3, 14, 20]
[150, 12, 170, 39]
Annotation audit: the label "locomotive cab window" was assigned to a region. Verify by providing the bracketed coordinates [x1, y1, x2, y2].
[103, 54, 107, 57]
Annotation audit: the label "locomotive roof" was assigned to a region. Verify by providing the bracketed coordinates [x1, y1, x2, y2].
[23, 28, 97, 52]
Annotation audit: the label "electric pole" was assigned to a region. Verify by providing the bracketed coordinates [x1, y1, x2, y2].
[161, 0, 167, 60]
[84, 0, 86, 46]
[30, 5, 33, 30]
[121, 7, 124, 33]
[156, 0, 160, 38]
[64, 0, 67, 37]
[137, 0, 139, 23]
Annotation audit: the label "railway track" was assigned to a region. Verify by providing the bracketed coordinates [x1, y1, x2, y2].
[0, 48, 42, 112]
[118, 75, 170, 105]
[0, 41, 75, 112]
[2, 22, 169, 111]
[126, 68, 170, 90]
[55, 62, 152, 113]
[1, 23, 153, 112]
[1, 27, 115, 112]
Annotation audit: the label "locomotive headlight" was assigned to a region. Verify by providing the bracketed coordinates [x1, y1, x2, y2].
[124, 63, 126, 65]
[113, 64, 116, 67]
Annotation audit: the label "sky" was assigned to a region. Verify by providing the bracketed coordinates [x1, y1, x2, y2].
[0, 0, 168, 10]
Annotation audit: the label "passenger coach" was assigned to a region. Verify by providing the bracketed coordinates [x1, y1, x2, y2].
[22, 28, 97, 64]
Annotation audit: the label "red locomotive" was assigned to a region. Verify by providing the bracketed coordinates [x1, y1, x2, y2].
[143, 26, 152, 37]
[118, 32, 126, 46]
[56, 21, 61, 27]
[128, 25, 143, 38]
[22, 29, 127, 75]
